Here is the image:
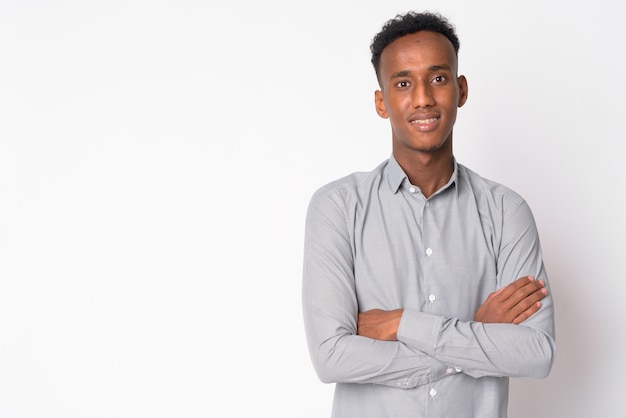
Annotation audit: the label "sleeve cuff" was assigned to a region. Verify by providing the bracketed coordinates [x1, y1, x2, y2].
[397, 309, 443, 355]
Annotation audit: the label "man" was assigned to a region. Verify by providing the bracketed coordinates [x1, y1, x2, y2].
[302, 11, 556, 418]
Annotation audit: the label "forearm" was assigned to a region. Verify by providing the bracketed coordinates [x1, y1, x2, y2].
[304, 303, 451, 387]
[398, 196, 555, 379]
[397, 309, 556, 379]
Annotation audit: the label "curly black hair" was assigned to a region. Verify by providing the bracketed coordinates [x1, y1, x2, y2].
[370, 11, 460, 83]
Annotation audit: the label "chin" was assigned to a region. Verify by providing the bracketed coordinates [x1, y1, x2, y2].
[411, 139, 449, 154]
[394, 134, 451, 155]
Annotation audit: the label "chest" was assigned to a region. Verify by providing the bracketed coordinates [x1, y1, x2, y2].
[351, 193, 499, 320]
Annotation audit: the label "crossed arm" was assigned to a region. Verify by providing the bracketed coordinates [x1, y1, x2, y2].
[303, 187, 556, 386]
[358, 276, 548, 341]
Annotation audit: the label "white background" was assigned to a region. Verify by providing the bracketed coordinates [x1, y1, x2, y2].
[1, 0, 624, 417]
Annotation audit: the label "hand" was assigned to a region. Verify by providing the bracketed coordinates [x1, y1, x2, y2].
[474, 276, 548, 324]
[357, 309, 403, 341]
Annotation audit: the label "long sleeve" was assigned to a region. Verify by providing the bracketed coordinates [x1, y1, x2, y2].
[396, 198, 556, 379]
[302, 185, 450, 388]
[302, 159, 555, 417]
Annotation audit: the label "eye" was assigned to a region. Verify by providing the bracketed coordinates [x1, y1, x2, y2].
[432, 75, 447, 84]
[396, 80, 411, 88]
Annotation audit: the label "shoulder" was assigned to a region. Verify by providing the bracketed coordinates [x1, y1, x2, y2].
[309, 160, 389, 206]
[305, 160, 389, 232]
[457, 164, 529, 218]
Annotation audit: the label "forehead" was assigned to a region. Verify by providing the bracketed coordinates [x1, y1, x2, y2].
[379, 31, 458, 75]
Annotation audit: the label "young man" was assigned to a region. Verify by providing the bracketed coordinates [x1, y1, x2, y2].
[302, 11, 556, 417]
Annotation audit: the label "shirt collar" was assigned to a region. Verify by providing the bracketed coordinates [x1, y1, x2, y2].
[386, 155, 407, 194]
[386, 154, 459, 197]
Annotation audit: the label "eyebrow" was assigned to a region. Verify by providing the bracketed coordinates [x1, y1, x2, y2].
[390, 65, 453, 79]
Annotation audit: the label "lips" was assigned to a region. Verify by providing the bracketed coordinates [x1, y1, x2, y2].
[409, 115, 440, 131]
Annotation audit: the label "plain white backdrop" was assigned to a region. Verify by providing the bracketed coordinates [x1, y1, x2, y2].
[1, 0, 624, 417]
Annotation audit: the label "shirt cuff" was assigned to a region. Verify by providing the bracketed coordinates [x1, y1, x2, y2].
[397, 309, 443, 355]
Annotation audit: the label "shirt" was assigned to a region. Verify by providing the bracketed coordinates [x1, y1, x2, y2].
[302, 156, 556, 418]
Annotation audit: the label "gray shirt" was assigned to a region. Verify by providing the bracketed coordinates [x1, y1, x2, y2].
[302, 156, 556, 418]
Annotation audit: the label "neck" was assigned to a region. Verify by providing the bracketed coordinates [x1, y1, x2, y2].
[394, 150, 454, 199]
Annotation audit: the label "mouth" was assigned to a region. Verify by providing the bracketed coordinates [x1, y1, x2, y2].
[410, 117, 439, 125]
[409, 116, 440, 131]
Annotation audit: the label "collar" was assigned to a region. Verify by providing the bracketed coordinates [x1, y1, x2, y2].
[386, 154, 459, 198]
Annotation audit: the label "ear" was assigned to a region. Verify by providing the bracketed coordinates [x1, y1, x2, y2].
[457, 75, 468, 107]
[374, 90, 388, 118]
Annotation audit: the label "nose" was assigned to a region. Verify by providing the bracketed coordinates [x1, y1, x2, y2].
[412, 81, 435, 108]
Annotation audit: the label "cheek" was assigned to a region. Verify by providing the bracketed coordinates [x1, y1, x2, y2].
[386, 96, 408, 116]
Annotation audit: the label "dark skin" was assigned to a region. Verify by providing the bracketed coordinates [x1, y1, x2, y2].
[359, 276, 548, 340]
[374, 31, 467, 197]
[359, 31, 548, 340]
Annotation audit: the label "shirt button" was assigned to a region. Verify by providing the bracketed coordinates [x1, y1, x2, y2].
[430, 388, 437, 397]
[446, 367, 454, 374]
[425, 201, 430, 208]
[429, 294, 436, 303]
[409, 187, 416, 193]
[426, 248, 433, 256]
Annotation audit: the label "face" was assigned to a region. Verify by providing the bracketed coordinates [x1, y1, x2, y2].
[375, 31, 468, 157]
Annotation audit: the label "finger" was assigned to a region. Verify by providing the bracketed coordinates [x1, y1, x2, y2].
[503, 277, 544, 306]
[510, 287, 548, 319]
[512, 301, 542, 324]
[494, 276, 534, 301]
